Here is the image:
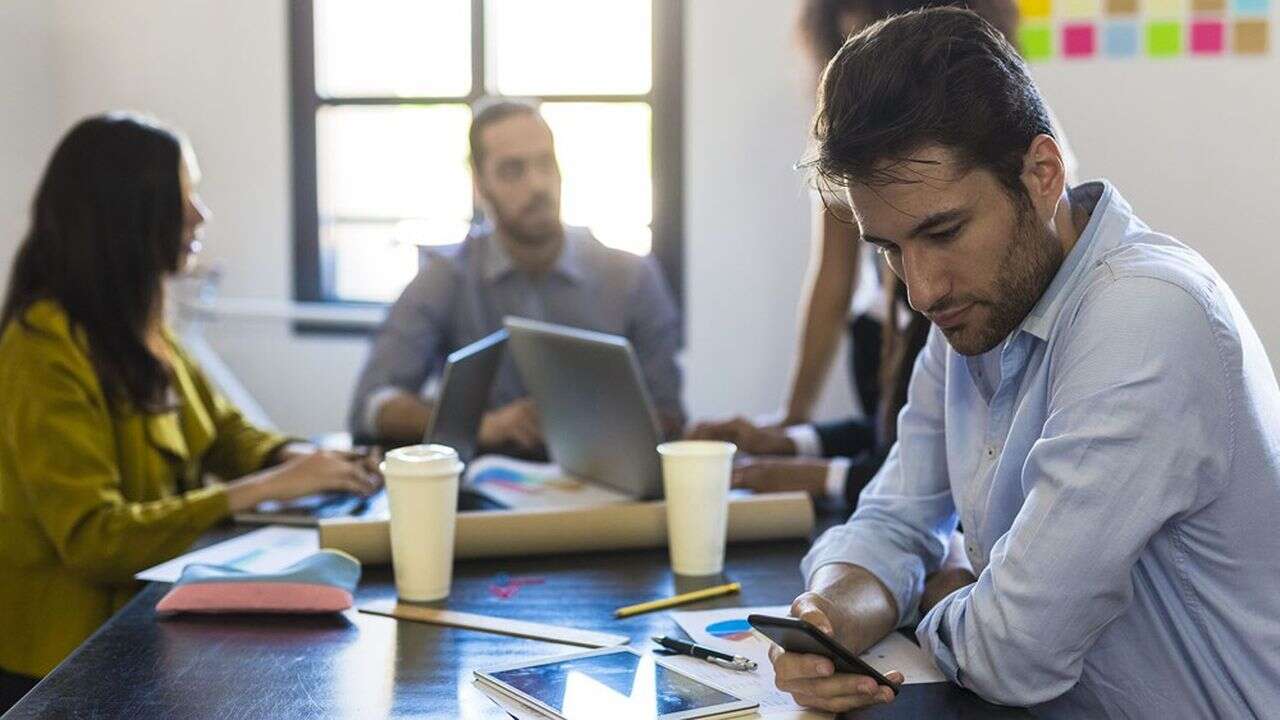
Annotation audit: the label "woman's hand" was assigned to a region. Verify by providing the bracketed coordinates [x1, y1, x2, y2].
[732, 457, 830, 497]
[226, 450, 383, 512]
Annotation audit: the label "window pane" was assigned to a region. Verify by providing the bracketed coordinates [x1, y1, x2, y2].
[488, 0, 651, 95]
[541, 102, 652, 255]
[325, 222, 423, 303]
[316, 105, 473, 227]
[314, 0, 470, 97]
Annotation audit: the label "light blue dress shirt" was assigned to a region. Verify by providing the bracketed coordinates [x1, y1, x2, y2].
[801, 182, 1280, 717]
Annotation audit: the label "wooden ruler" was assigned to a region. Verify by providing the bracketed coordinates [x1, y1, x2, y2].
[359, 599, 629, 648]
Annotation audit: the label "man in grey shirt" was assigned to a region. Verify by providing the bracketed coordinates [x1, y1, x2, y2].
[349, 99, 683, 450]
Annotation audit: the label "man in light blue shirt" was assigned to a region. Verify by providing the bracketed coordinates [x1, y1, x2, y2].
[770, 9, 1280, 717]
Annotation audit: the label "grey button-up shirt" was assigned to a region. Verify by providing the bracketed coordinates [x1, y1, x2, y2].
[349, 226, 684, 436]
[802, 182, 1280, 717]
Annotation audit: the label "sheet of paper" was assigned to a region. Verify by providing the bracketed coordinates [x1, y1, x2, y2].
[669, 604, 947, 712]
[135, 526, 318, 583]
[463, 455, 632, 510]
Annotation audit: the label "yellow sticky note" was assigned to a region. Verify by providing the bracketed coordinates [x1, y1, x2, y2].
[1144, 0, 1185, 16]
[1061, 0, 1102, 15]
[1019, 0, 1053, 19]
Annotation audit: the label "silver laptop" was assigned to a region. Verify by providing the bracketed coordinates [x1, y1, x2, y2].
[234, 330, 509, 525]
[425, 329, 508, 463]
[503, 316, 664, 500]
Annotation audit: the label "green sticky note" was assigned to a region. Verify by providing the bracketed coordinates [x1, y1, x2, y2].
[1021, 25, 1054, 60]
[1146, 21, 1183, 57]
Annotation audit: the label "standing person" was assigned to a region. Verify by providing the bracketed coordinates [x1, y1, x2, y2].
[349, 98, 684, 451]
[0, 114, 381, 711]
[690, 0, 1076, 511]
[772, 10, 1280, 715]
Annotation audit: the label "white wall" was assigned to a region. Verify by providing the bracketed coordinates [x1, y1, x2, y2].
[2, 1, 1277, 436]
[1034, 60, 1280, 339]
[45, 0, 370, 436]
[685, 0, 855, 421]
[0, 0, 57, 283]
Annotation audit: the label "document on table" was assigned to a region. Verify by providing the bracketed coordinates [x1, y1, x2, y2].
[667, 605, 947, 714]
[135, 526, 318, 583]
[463, 455, 632, 510]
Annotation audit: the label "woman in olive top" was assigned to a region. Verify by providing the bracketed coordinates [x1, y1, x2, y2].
[0, 114, 380, 709]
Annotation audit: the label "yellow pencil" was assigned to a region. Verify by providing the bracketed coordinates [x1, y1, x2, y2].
[614, 582, 742, 619]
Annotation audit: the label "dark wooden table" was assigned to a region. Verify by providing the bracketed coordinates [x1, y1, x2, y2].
[6, 523, 1030, 719]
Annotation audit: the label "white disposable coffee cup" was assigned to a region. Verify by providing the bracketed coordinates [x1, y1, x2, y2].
[657, 440, 736, 576]
[381, 444, 464, 602]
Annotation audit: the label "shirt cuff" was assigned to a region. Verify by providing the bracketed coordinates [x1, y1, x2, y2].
[916, 584, 976, 685]
[785, 424, 823, 458]
[363, 386, 409, 438]
[825, 456, 853, 504]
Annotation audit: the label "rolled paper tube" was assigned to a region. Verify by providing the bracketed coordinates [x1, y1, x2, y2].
[319, 492, 815, 565]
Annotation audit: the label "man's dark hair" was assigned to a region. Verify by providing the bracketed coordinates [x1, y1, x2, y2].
[798, 0, 1019, 66]
[810, 7, 1055, 198]
[469, 97, 544, 171]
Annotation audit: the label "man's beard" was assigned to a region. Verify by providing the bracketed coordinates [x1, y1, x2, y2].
[491, 193, 561, 246]
[945, 198, 1064, 356]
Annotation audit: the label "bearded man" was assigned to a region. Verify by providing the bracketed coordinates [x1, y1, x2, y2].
[350, 99, 683, 451]
[769, 8, 1280, 718]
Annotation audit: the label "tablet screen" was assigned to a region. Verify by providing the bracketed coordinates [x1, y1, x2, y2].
[487, 650, 740, 719]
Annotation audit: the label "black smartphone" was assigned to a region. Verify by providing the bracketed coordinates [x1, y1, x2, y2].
[747, 614, 900, 695]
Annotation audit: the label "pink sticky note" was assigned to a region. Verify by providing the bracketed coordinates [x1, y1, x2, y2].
[1190, 20, 1224, 55]
[1063, 24, 1096, 57]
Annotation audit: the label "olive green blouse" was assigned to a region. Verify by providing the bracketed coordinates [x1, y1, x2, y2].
[0, 301, 286, 676]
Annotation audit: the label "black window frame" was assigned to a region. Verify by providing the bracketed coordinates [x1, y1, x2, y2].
[288, 0, 684, 332]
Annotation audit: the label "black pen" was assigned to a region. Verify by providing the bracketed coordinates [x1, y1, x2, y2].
[652, 636, 758, 672]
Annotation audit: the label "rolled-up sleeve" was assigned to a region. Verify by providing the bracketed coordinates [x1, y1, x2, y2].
[348, 257, 459, 435]
[801, 326, 956, 628]
[917, 277, 1229, 706]
[625, 256, 685, 427]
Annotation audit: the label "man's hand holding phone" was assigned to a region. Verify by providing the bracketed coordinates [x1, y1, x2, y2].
[763, 568, 905, 713]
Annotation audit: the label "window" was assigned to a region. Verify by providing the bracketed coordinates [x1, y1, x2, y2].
[290, 0, 683, 309]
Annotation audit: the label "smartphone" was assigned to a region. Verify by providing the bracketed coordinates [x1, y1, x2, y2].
[747, 614, 900, 695]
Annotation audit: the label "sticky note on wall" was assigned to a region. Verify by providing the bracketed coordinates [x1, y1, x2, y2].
[1062, 0, 1103, 16]
[1145, 0, 1186, 16]
[1021, 24, 1055, 59]
[1190, 20, 1225, 53]
[1146, 20, 1183, 55]
[1063, 23, 1098, 55]
[1104, 21, 1141, 55]
[1232, 0, 1269, 13]
[1233, 19, 1269, 53]
[1019, 0, 1054, 19]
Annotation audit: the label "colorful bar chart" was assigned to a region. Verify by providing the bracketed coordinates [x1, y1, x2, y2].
[1017, 0, 1270, 59]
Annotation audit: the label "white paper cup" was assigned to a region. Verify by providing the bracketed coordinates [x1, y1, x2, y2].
[382, 444, 464, 601]
[657, 440, 736, 576]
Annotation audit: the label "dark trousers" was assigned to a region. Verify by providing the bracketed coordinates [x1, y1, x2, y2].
[1, 668, 40, 714]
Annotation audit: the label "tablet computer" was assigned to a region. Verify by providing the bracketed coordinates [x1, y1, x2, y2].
[474, 647, 758, 720]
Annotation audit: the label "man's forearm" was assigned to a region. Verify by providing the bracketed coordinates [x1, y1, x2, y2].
[375, 392, 434, 444]
[808, 562, 900, 654]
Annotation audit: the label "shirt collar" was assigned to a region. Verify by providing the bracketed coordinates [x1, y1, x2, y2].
[480, 225, 585, 285]
[1017, 181, 1113, 341]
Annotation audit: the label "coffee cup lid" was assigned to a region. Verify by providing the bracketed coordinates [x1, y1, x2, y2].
[381, 444, 463, 477]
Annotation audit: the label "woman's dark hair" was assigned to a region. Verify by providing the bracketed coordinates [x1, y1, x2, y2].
[0, 113, 187, 413]
[810, 7, 1053, 199]
[797, 0, 1019, 68]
